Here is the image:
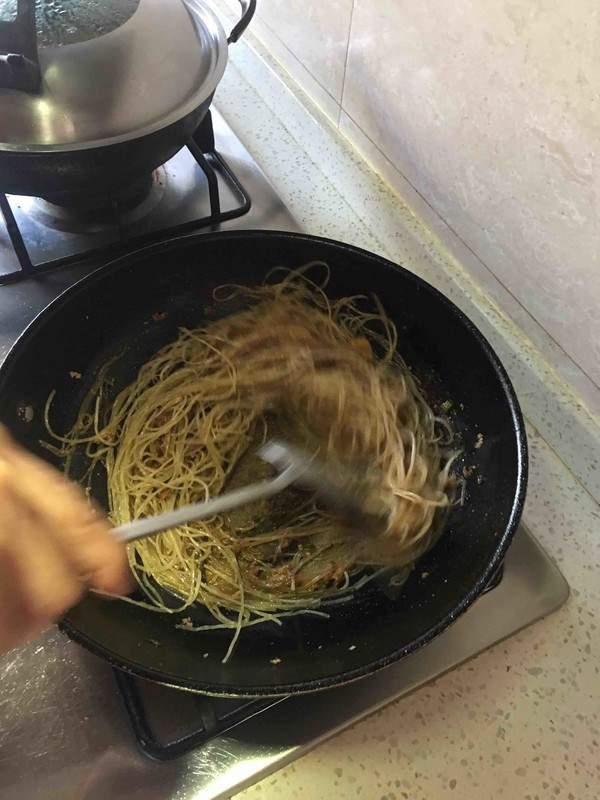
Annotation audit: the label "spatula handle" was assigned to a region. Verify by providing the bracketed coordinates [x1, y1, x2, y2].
[112, 465, 301, 544]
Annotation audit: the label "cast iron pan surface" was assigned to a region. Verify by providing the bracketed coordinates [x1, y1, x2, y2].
[0, 232, 527, 696]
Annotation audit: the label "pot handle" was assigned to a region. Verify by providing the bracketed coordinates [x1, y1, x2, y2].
[0, 0, 40, 93]
[227, 0, 257, 44]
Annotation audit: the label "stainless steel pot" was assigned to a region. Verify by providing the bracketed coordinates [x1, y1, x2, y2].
[0, 0, 255, 202]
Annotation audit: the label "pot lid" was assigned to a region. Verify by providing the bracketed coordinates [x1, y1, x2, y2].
[0, 0, 228, 151]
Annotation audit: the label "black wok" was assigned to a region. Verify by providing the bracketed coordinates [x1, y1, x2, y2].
[0, 231, 527, 696]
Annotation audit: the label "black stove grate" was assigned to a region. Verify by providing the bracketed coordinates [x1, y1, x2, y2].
[0, 111, 251, 286]
[114, 668, 282, 762]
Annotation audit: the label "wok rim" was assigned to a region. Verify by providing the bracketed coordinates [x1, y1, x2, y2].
[1, 230, 528, 696]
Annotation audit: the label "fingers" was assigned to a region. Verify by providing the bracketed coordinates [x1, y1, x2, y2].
[0, 504, 42, 655]
[0, 423, 13, 448]
[0, 463, 84, 652]
[58, 518, 133, 596]
[0, 426, 134, 656]
[0, 426, 132, 597]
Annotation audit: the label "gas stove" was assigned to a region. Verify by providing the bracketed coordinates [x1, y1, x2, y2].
[0, 108, 568, 800]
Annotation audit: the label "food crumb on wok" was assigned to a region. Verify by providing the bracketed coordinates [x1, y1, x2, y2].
[475, 432, 484, 448]
[348, 645, 356, 651]
[152, 311, 167, 322]
[421, 571, 430, 579]
[462, 465, 474, 478]
[149, 639, 161, 647]
[270, 657, 282, 665]
[69, 371, 82, 379]
[16, 403, 34, 423]
[203, 653, 209, 658]
[180, 617, 193, 630]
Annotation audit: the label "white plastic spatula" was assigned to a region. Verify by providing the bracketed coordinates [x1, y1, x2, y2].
[112, 440, 388, 544]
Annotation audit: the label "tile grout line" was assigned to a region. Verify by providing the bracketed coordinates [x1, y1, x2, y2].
[338, 0, 357, 126]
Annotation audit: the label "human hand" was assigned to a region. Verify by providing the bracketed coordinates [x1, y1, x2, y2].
[0, 424, 131, 656]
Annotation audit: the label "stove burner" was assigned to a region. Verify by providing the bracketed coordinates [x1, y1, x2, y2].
[28, 170, 167, 234]
[43, 173, 156, 212]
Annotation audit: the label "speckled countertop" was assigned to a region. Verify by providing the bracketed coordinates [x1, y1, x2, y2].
[206, 29, 600, 800]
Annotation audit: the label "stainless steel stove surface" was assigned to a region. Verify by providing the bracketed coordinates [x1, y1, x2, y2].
[0, 109, 568, 800]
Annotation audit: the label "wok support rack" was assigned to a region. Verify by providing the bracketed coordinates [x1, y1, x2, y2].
[114, 668, 280, 761]
[115, 561, 506, 761]
[0, 111, 251, 286]
[0, 192, 34, 278]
